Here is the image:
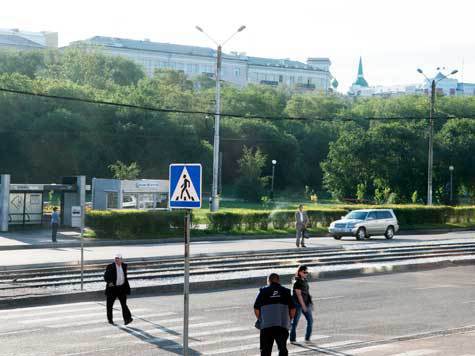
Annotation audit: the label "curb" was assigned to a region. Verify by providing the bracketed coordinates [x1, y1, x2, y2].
[1, 257, 474, 310]
[0, 227, 474, 251]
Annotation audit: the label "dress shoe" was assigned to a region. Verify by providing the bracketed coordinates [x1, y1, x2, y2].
[124, 318, 133, 325]
[108, 320, 114, 324]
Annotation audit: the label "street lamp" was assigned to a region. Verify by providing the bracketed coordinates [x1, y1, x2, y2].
[417, 68, 458, 205]
[271, 160, 277, 200]
[196, 25, 246, 212]
[449, 165, 454, 204]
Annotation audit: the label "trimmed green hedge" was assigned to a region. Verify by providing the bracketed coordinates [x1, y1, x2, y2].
[207, 205, 475, 232]
[86, 209, 187, 239]
[207, 208, 347, 232]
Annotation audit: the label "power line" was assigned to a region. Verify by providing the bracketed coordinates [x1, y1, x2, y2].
[0, 86, 469, 122]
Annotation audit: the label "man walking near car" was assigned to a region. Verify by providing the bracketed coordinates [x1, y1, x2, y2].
[254, 273, 296, 356]
[295, 204, 308, 248]
[104, 254, 133, 325]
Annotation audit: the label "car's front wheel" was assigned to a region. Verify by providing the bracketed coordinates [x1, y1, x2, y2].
[385, 226, 395, 239]
[333, 235, 342, 240]
[356, 227, 366, 240]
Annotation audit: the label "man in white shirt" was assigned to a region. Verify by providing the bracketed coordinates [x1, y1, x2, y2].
[104, 254, 133, 325]
[295, 205, 309, 248]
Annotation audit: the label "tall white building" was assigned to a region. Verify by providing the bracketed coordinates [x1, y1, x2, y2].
[69, 36, 333, 92]
[0, 28, 58, 50]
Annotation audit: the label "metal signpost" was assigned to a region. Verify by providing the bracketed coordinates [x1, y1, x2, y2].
[169, 164, 202, 356]
[78, 176, 86, 291]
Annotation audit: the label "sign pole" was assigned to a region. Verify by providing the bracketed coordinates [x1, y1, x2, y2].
[183, 209, 191, 356]
[78, 176, 85, 291]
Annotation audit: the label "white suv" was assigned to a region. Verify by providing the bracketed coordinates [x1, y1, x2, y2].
[328, 209, 399, 240]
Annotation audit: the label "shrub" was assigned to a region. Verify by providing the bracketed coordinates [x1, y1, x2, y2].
[86, 209, 186, 239]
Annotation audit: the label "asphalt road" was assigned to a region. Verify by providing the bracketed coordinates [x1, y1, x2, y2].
[2, 265, 475, 355]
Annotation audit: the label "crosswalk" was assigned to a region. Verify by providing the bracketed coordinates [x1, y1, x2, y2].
[0, 301, 472, 356]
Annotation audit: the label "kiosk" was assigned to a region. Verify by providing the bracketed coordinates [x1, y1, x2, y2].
[92, 178, 169, 210]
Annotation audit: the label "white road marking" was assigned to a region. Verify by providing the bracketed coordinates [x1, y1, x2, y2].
[0, 302, 97, 314]
[202, 342, 261, 355]
[349, 343, 395, 354]
[315, 296, 345, 301]
[387, 350, 438, 356]
[0, 328, 41, 336]
[47, 311, 169, 328]
[317, 339, 362, 348]
[0, 306, 103, 320]
[60, 348, 115, 356]
[20, 308, 147, 324]
[414, 284, 458, 290]
[203, 306, 243, 312]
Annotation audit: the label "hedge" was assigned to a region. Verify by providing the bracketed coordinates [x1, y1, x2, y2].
[207, 205, 475, 232]
[207, 208, 347, 232]
[86, 209, 187, 239]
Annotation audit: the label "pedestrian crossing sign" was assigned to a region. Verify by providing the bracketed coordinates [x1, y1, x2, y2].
[169, 164, 202, 209]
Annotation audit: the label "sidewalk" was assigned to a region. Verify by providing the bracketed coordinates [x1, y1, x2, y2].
[0, 229, 474, 269]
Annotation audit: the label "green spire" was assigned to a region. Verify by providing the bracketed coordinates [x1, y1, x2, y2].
[353, 56, 368, 87]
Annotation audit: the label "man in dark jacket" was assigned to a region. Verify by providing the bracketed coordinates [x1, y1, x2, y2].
[104, 253, 132, 325]
[254, 273, 296, 356]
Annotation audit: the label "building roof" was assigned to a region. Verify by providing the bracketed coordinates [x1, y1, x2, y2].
[353, 56, 368, 87]
[247, 56, 327, 72]
[73, 36, 239, 59]
[72, 36, 329, 72]
[0, 34, 45, 49]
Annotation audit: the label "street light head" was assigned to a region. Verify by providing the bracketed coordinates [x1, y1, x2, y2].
[237, 25, 246, 32]
[272, 160, 277, 165]
[449, 165, 454, 171]
[417, 68, 423, 74]
[450, 70, 458, 75]
[195, 26, 204, 32]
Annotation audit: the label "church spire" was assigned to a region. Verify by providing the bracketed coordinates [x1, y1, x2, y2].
[353, 56, 369, 87]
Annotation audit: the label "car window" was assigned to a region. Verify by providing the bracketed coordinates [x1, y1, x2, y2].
[376, 211, 392, 219]
[367, 212, 377, 219]
[345, 211, 368, 220]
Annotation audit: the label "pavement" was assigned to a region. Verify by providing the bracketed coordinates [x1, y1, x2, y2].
[2, 265, 475, 355]
[0, 229, 474, 269]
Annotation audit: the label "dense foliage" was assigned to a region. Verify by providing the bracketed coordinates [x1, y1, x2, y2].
[1, 48, 474, 203]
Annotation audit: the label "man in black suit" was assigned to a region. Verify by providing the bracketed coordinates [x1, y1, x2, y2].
[104, 254, 133, 325]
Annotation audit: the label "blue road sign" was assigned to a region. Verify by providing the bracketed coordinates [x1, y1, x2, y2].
[169, 164, 202, 209]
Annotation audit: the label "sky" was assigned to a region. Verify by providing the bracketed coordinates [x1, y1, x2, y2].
[1, 0, 474, 92]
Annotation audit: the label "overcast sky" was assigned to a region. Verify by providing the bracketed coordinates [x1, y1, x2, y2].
[1, 0, 474, 91]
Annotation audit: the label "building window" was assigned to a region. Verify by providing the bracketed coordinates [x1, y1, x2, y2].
[234, 68, 240, 77]
[106, 192, 119, 209]
[279, 75, 283, 83]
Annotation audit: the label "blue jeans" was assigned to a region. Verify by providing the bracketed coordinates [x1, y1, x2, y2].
[290, 304, 313, 341]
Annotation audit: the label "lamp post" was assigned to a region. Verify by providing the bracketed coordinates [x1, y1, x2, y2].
[449, 165, 454, 204]
[271, 160, 277, 200]
[417, 68, 458, 205]
[196, 25, 246, 212]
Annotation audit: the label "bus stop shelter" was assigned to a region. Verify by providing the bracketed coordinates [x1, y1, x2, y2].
[0, 174, 87, 232]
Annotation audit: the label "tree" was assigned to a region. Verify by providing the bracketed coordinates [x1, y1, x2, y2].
[235, 146, 268, 202]
[108, 161, 141, 180]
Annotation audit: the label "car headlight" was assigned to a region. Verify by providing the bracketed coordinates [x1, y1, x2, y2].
[347, 223, 355, 228]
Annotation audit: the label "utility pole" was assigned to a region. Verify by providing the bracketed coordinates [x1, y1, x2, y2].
[417, 68, 458, 205]
[427, 79, 435, 205]
[196, 25, 246, 212]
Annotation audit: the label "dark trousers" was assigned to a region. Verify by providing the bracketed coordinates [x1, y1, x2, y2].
[106, 286, 131, 323]
[260, 326, 289, 356]
[51, 223, 58, 242]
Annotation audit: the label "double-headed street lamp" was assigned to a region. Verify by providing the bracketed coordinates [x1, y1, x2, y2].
[196, 25, 246, 212]
[417, 68, 458, 205]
